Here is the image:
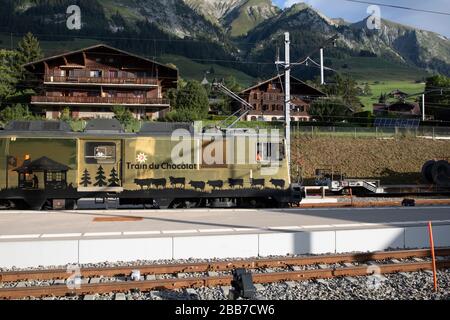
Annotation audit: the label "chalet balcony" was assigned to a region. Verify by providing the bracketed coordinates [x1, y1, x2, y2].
[44, 75, 159, 87]
[31, 96, 170, 107]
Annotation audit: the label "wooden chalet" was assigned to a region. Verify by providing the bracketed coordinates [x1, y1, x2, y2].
[24, 44, 178, 120]
[240, 75, 326, 122]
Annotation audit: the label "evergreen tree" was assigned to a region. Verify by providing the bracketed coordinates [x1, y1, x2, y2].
[81, 169, 92, 187]
[379, 93, 387, 104]
[0, 50, 20, 105]
[363, 83, 372, 96]
[108, 168, 120, 187]
[94, 166, 107, 187]
[17, 33, 43, 66]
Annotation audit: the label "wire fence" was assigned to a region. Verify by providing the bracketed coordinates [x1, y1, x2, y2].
[292, 126, 450, 139]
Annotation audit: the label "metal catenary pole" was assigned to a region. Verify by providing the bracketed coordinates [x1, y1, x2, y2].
[284, 32, 291, 166]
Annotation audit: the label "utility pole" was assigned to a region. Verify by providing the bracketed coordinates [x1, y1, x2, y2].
[276, 32, 291, 166]
[320, 47, 325, 85]
[422, 94, 425, 121]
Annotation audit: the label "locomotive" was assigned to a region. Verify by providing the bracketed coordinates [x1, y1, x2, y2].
[0, 120, 301, 210]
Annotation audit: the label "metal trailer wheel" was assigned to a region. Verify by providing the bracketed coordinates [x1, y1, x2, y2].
[431, 160, 450, 187]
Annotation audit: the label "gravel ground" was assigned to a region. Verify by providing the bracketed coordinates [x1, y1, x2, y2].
[17, 269, 450, 300]
[2, 251, 448, 300]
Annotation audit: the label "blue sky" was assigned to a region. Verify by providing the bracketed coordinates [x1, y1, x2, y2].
[272, 0, 450, 37]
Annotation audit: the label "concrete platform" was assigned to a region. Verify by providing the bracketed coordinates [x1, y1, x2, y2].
[1, 206, 450, 268]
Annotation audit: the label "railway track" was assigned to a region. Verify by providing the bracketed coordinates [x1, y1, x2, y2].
[1, 248, 449, 299]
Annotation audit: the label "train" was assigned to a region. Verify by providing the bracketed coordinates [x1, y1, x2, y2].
[0, 120, 302, 210]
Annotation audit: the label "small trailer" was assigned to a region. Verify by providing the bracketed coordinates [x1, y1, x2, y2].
[315, 168, 385, 194]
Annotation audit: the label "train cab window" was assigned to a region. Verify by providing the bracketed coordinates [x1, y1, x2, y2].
[85, 142, 116, 164]
[256, 142, 285, 162]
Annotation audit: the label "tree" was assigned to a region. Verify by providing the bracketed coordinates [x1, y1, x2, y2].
[0, 104, 35, 123]
[108, 168, 120, 187]
[309, 97, 352, 122]
[166, 80, 209, 121]
[0, 50, 20, 105]
[379, 93, 387, 104]
[322, 74, 362, 110]
[94, 166, 107, 187]
[425, 75, 450, 121]
[16, 33, 43, 67]
[363, 83, 372, 96]
[112, 105, 134, 124]
[81, 169, 92, 187]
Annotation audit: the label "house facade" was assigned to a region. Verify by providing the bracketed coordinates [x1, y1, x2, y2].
[24, 44, 178, 120]
[240, 75, 326, 122]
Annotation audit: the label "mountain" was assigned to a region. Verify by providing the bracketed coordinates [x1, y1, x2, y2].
[0, 0, 449, 81]
[244, 3, 450, 76]
[221, 0, 280, 37]
[183, 0, 244, 23]
[183, 0, 280, 37]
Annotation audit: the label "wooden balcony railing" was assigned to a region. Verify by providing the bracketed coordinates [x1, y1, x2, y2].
[31, 96, 170, 106]
[44, 75, 159, 86]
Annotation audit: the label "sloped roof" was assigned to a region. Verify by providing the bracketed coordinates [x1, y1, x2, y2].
[241, 74, 326, 97]
[14, 157, 70, 172]
[23, 44, 177, 72]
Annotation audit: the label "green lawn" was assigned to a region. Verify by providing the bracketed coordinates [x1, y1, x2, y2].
[330, 57, 429, 82]
[358, 80, 425, 111]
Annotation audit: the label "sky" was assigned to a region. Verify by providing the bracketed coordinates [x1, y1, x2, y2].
[272, 0, 450, 38]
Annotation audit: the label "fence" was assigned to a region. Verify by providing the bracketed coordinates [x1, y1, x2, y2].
[292, 126, 450, 140]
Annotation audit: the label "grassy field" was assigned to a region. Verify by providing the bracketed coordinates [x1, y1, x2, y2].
[358, 80, 426, 111]
[292, 136, 450, 185]
[331, 57, 429, 82]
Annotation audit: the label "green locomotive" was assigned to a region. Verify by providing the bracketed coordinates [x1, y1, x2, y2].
[0, 120, 301, 210]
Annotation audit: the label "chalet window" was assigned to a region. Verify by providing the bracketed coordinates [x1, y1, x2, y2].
[253, 93, 258, 99]
[109, 70, 118, 78]
[85, 142, 116, 164]
[136, 71, 149, 78]
[47, 172, 62, 182]
[90, 70, 102, 78]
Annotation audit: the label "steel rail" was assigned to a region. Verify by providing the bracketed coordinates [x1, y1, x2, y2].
[1, 248, 450, 283]
[1, 259, 450, 299]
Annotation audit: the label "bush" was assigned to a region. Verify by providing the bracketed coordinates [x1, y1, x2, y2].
[309, 97, 352, 122]
[0, 104, 36, 123]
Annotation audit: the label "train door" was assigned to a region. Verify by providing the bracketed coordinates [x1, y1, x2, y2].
[78, 139, 123, 192]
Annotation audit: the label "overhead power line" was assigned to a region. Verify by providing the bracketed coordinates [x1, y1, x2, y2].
[341, 0, 450, 16]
